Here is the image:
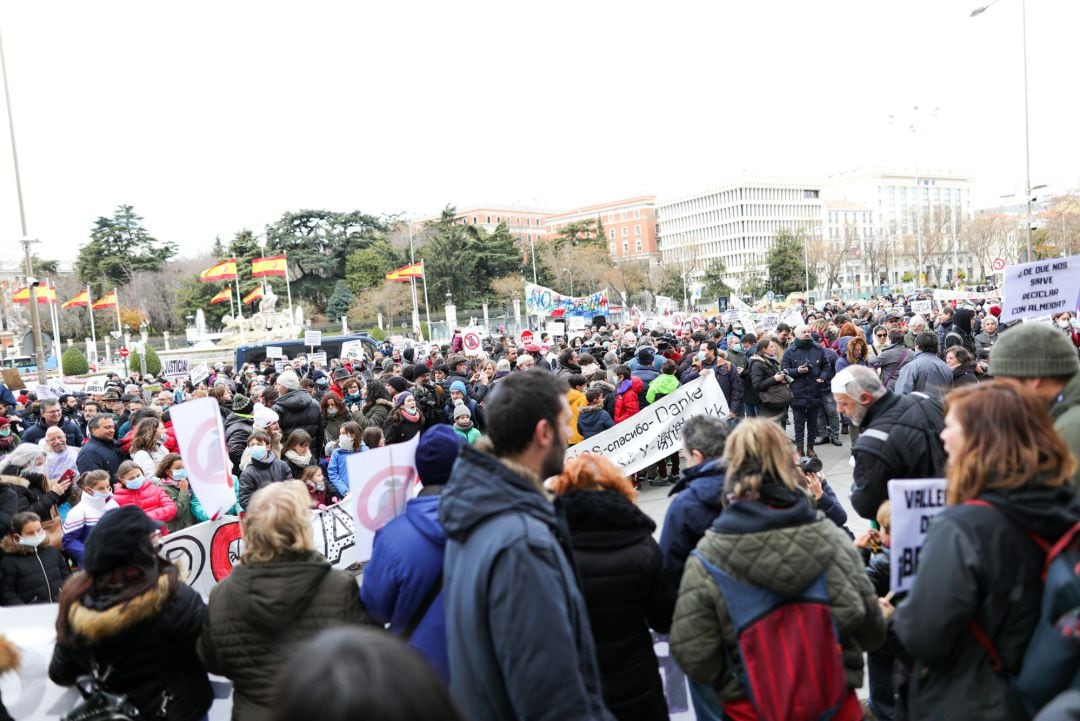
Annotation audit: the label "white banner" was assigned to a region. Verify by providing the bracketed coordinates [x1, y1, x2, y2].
[888, 478, 948, 594]
[1001, 254, 1080, 323]
[347, 434, 419, 563]
[265, 346, 283, 359]
[566, 373, 729, 476]
[170, 397, 242, 521]
[82, 376, 107, 395]
[341, 340, 366, 361]
[190, 363, 210, 387]
[304, 330, 322, 347]
[163, 358, 189, 381]
[932, 288, 1003, 302]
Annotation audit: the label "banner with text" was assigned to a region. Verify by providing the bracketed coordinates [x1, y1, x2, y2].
[524, 282, 608, 316]
[888, 478, 948, 594]
[1001, 254, 1080, 323]
[566, 372, 729, 476]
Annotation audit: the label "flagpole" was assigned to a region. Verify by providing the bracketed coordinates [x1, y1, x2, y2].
[47, 279, 60, 364]
[233, 262, 245, 343]
[113, 287, 121, 338]
[421, 259, 432, 338]
[86, 284, 97, 364]
[284, 251, 294, 328]
[228, 285, 236, 320]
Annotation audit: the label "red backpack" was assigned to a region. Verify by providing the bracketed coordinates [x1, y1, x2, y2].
[691, 550, 861, 721]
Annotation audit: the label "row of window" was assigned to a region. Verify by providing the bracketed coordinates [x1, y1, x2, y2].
[610, 239, 646, 254]
[662, 187, 821, 217]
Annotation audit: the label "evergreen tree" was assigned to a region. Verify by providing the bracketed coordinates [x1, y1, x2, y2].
[61, 346, 89, 375]
[766, 229, 816, 295]
[76, 205, 177, 294]
[326, 280, 355, 320]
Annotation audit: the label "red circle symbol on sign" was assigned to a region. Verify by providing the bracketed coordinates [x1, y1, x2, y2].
[992, 257, 1006, 271]
[119, 348, 130, 358]
[355, 464, 417, 531]
[463, 331, 481, 351]
[520, 330, 534, 345]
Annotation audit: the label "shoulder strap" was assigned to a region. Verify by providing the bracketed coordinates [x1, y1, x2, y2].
[403, 571, 443, 640]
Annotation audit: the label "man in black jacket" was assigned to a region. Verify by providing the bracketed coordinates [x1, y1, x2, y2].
[832, 365, 946, 521]
[21, 398, 84, 448]
[272, 370, 323, 453]
[76, 415, 123, 481]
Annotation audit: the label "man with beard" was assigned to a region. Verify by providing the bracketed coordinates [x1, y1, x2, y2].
[439, 370, 614, 721]
[832, 365, 945, 521]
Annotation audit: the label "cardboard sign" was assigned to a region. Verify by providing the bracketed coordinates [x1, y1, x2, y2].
[1, 368, 25, 391]
[347, 433, 419, 562]
[888, 478, 948, 594]
[308, 351, 327, 366]
[566, 373, 730, 476]
[163, 358, 189, 380]
[304, 330, 322, 347]
[1002, 254, 1080, 322]
[341, 340, 366, 361]
[265, 346, 283, 359]
[910, 300, 933, 315]
[190, 363, 210, 387]
[170, 397, 243, 521]
[34, 384, 57, 400]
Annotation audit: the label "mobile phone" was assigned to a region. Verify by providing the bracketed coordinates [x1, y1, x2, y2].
[60, 469, 76, 482]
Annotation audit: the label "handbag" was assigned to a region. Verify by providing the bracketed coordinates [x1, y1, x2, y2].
[61, 664, 141, 721]
[42, 505, 63, 549]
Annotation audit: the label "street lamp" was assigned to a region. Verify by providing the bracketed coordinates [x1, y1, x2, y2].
[971, 0, 1033, 260]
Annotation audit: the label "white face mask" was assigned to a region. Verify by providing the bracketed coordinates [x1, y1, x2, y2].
[18, 532, 46, 548]
[338, 436, 354, 451]
[1058, 319, 1071, 329]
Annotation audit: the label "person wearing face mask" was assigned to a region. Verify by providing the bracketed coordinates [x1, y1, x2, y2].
[238, 430, 293, 510]
[0, 417, 18, 455]
[113, 460, 178, 526]
[224, 393, 256, 475]
[129, 417, 170, 478]
[1053, 311, 1080, 350]
[356, 381, 394, 432]
[0, 511, 70, 604]
[384, 392, 424, 445]
[0, 443, 72, 526]
[153, 454, 197, 532]
[61, 470, 119, 567]
[328, 422, 365, 498]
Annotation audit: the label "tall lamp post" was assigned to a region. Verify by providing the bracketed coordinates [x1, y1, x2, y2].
[971, 0, 1034, 261]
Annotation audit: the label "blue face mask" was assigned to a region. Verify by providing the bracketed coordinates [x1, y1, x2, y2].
[124, 476, 145, 491]
[173, 469, 188, 481]
[249, 446, 268, 461]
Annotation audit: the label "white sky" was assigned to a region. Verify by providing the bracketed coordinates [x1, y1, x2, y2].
[0, 0, 1077, 261]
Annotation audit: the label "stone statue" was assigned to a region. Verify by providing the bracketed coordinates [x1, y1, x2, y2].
[259, 287, 278, 315]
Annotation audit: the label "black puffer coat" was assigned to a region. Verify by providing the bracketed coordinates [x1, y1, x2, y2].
[0, 535, 70, 604]
[273, 390, 323, 453]
[50, 572, 213, 721]
[224, 412, 254, 473]
[557, 489, 676, 721]
[197, 551, 371, 721]
[0, 472, 64, 519]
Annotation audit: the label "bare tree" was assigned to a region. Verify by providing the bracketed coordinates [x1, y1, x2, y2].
[349, 281, 412, 328]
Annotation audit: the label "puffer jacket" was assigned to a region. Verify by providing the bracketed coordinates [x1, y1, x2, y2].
[894, 485, 1080, 721]
[781, 341, 831, 407]
[326, 447, 360, 497]
[197, 551, 371, 721]
[748, 353, 789, 408]
[272, 390, 323, 452]
[615, 376, 643, 422]
[870, 343, 914, 391]
[356, 398, 393, 431]
[237, 452, 292, 510]
[224, 412, 254, 473]
[1052, 373, 1080, 488]
[156, 481, 197, 533]
[0, 473, 64, 519]
[670, 493, 885, 704]
[557, 489, 675, 721]
[114, 481, 178, 524]
[659, 458, 726, 590]
[576, 405, 614, 440]
[0, 535, 70, 604]
[50, 571, 213, 721]
[76, 436, 123, 480]
[361, 493, 449, 682]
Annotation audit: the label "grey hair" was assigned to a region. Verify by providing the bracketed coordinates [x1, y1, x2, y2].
[681, 414, 730, 461]
[2, 443, 45, 473]
[39, 397, 60, 410]
[908, 315, 928, 330]
[834, 365, 887, 401]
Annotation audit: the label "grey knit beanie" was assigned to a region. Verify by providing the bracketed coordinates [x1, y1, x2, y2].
[988, 323, 1079, 378]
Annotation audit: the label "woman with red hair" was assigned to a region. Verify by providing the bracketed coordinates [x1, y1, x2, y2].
[893, 380, 1080, 720]
[551, 454, 675, 721]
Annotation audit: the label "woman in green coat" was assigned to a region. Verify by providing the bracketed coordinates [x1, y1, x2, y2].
[154, 453, 197, 532]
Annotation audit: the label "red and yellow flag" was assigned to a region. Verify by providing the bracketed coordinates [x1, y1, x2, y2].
[242, 287, 263, 305]
[91, 290, 117, 310]
[62, 290, 91, 309]
[200, 259, 238, 283]
[209, 287, 232, 305]
[385, 262, 424, 282]
[252, 255, 287, 277]
[11, 286, 57, 304]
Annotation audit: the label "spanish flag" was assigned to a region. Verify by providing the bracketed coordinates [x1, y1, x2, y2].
[11, 286, 57, 304]
[242, 287, 263, 305]
[200, 259, 238, 283]
[252, 255, 287, 277]
[209, 287, 232, 305]
[385, 262, 424, 282]
[62, 289, 91, 309]
[91, 290, 118, 310]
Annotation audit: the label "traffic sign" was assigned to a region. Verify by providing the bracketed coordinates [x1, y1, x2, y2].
[992, 257, 1006, 271]
[119, 347, 130, 359]
[519, 330, 535, 346]
[765, 290, 775, 302]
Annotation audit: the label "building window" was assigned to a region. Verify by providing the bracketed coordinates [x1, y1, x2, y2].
[472, 216, 477, 224]
[635, 239, 643, 253]
[610, 243, 616, 255]
[622, 241, 629, 253]
[634, 224, 641, 236]
[486, 216, 491, 224]
[609, 229, 616, 240]
[621, 227, 629, 237]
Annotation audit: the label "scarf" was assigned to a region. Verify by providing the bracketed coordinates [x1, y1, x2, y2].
[398, 408, 421, 423]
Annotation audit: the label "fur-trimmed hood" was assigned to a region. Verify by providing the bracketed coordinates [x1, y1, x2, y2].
[0, 634, 19, 674]
[0, 473, 29, 489]
[0, 534, 40, 554]
[66, 574, 174, 643]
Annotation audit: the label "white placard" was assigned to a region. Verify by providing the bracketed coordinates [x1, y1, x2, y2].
[265, 346, 283, 359]
[888, 478, 948, 594]
[760, 313, 780, 332]
[274, 360, 289, 374]
[347, 433, 419, 562]
[170, 397, 243, 521]
[462, 330, 483, 356]
[190, 363, 210, 387]
[163, 358, 189, 379]
[546, 322, 565, 337]
[565, 372, 729, 476]
[308, 351, 327, 366]
[568, 315, 586, 330]
[1001, 254, 1080, 323]
[82, 375, 107, 395]
[341, 340, 366, 361]
[911, 300, 933, 315]
[304, 330, 323, 347]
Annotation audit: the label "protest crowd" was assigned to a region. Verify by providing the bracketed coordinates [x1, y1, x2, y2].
[1, 292, 1080, 721]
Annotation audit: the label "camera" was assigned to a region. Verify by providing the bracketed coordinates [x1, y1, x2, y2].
[783, 373, 795, 384]
[799, 456, 823, 474]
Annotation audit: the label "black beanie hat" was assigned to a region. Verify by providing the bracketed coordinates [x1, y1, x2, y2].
[83, 506, 164, 576]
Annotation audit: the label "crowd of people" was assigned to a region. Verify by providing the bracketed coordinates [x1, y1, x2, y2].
[0, 296, 1078, 721]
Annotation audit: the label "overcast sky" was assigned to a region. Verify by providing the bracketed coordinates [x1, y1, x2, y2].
[0, 0, 1076, 262]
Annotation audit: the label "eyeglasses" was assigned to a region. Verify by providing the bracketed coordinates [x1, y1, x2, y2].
[875, 334, 886, 339]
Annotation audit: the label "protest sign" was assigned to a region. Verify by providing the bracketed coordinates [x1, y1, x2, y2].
[341, 340, 366, 361]
[760, 313, 780, 333]
[1001, 254, 1080, 322]
[170, 397, 242, 521]
[164, 358, 189, 381]
[304, 330, 322, 347]
[274, 360, 288, 374]
[190, 362, 210, 386]
[1, 368, 25, 390]
[910, 300, 933, 315]
[545, 321, 565, 337]
[525, 282, 608, 316]
[308, 351, 327, 366]
[888, 478, 948, 594]
[82, 375, 107, 395]
[347, 433, 419, 562]
[568, 315, 586, 331]
[33, 384, 57, 400]
[462, 330, 482, 356]
[265, 345, 283, 359]
[566, 373, 729, 476]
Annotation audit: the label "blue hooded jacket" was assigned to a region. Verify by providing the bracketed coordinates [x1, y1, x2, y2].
[658, 458, 726, 590]
[361, 494, 449, 682]
[438, 444, 615, 721]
